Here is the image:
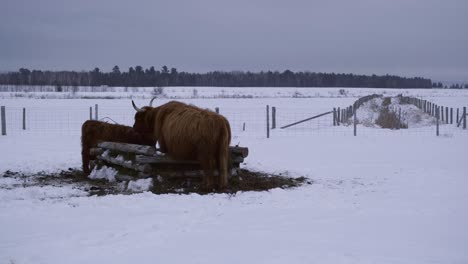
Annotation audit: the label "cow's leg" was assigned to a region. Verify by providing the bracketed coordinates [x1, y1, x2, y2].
[82, 147, 90, 175]
[199, 157, 215, 191]
[158, 134, 167, 153]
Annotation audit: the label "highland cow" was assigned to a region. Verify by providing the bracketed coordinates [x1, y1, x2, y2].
[81, 120, 156, 175]
[131, 100, 231, 190]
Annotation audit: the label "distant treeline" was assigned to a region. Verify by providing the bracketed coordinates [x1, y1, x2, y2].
[0, 66, 434, 88]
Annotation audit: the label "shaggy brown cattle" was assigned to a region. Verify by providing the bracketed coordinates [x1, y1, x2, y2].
[131, 100, 232, 190]
[81, 120, 156, 175]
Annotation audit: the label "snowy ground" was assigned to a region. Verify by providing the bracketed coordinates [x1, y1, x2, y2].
[1, 87, 467, 264]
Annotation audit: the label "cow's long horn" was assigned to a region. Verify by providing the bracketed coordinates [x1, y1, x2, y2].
[132, 100, 144, 112]
[149, 97, 157, 107]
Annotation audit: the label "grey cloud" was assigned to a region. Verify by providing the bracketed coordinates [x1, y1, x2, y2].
[0, 0, 467, 81]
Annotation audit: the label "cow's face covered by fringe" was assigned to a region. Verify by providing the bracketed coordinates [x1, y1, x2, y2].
[132, 107, 157, 135]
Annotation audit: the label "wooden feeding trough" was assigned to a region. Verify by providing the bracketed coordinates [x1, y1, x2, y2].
[89, 141, 249, 181]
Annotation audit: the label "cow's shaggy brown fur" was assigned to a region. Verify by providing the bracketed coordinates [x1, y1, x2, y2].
[132, 101, 231, 190]
[81, 120, 156, 175]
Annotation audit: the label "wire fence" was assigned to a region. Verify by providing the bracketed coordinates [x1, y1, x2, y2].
[1, 103, 467, 138]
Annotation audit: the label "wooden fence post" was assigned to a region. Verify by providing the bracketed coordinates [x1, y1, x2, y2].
[464, 107, 467, 129]
[22, 107, 26, 130]
[353, 106, 357, 136]
[89, 107, 93, 120]
[436, 106, 439, 136]
[243, 122, 245, 131]
[398, 108, 401, 129]
[95, 104, 98, 120]
[456, 108, 459, 126]
[450, 108, 453, 124]
[441, 107, 444, 122]
[337, 107, 340, 125]
[333, 108, 336, 126]
[272, 107, 276, 129]
[1, 106, 6, 136]
[266, 105, 270, 138]
[445, 107, 448, 124]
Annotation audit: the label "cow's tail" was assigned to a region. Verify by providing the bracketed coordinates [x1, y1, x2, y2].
[218, 122, 230, 189]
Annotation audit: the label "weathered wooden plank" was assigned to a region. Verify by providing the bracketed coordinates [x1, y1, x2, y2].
[98, 142, 247, 158]
[231, 156, 245, 163]
[115, 174, 136, 181]
[98, 141, 156, 155]
[229, 146, 249, 158]
[135, 153, 244, 165]
[136, 169, 208, 178]
[134, 149, 246, 164]
[97, 153, 151, 172]
[135, 155, 199, 165]
[151, 169, 229, 178]
[137, 172, 153, 178]
[182, 170, 215, 177]
[89, 147, 104, 156]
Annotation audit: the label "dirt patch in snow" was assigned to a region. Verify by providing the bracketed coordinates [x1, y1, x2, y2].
[0, 168, 311, 196]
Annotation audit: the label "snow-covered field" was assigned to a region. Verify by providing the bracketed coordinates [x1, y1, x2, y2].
[0, 87, 466, 137]
[1, 85, 468, 101]
[1, 87, 467, 264]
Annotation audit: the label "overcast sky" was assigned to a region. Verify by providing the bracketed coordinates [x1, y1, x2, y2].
[1, 0, 467, 81]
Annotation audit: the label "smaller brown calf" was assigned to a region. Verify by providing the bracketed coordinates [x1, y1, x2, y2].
[81, 120, 155, 175]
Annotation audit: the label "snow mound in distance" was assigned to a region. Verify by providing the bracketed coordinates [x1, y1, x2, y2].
[356, 96, 437, 128]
